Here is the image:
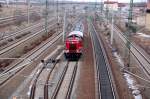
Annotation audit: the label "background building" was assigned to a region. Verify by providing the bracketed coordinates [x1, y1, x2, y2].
[147, 0, 150, 13]
[104, 1, 118, 11]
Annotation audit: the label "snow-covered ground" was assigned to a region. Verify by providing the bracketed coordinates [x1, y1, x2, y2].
[113, 51, 142, 99]
[137, 33, 150, 38]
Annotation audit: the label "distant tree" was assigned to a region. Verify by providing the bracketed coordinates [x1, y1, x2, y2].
[0, 3, 2, 12]
[0, 3, 2, 8]
[84, 6, 88, 10]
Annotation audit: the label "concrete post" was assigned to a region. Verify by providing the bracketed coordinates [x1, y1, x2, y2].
[111, 12, 114, 45]
[63, 10, 66, 42]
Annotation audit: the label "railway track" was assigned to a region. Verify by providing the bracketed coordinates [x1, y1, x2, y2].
[0, 16, 16, 23]
[0, 16, 79, 83]
[29, 51, 62, 99]
[0, 15, 25, 23]
[100, 14, 150, 78]
[90, 22, 116, 99]
[0, 18, 57, 51]
[0, 23, 61, 70]
[0, 17, 56, 41]
[0, 11, 41, 25]
[0, 30, 63, 85]
[0, 17, 78, 99]
[50, 61, 78, 99]
[10, 53, 78, 99]
[113, 25, 150, 78]
[0, 22, 60, 58]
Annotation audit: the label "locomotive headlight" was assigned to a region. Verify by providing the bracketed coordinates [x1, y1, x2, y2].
[71, 42, 74, 44]
[76, 49, 79, 53]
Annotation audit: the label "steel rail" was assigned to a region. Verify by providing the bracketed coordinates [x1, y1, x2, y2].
[114, 26, 150, 63]
[90, 22, 116, 99]
[65, 62, 78, 99]
[0, 11, 41, 23]
[44, 59, 61, 99]
[101, 15, 150, 78]
[0, 31, 62, 75]
[0, 23, 59, 55]
[113, 27, 150, 77]
[51, 61, 69, 99]
[30, 59, 59, 99]
[29, 64, 44, 99]
[101, 14, 150, 64]
[113, 26, 150, 77]
[0, 18, 56, 42]
[0, 31, 63, 85]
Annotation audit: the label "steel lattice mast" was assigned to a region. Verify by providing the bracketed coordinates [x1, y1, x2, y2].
[126, 0, 134, 67]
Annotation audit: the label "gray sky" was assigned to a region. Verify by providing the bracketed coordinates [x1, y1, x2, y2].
[70, 0, 146, 3]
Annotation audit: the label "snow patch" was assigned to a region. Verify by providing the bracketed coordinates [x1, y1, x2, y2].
[27, 85, 32, 96]
[112, 51, 143, 99]
[137, 33, 150, 38]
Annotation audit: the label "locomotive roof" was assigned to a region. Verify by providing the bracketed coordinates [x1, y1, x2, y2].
[68, 31, 83, 37]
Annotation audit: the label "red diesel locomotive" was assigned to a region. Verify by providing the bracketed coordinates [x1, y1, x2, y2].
[64, 22, 84, 59]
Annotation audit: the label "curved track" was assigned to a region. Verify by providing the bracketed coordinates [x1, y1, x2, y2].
[29, 53, 61, 99]
[29, 59, 78, 99]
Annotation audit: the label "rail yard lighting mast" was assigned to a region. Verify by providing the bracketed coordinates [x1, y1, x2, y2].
[106, 0, 109, 24]
[126, 0, 134, 67]
[15, 0, 18, 9]
[110, 11, 114, 45]
[6, 0, 9, 7]
[63, 9, 67, 42]
[95, 0, 97, 9]
[101, 0, 103, 13]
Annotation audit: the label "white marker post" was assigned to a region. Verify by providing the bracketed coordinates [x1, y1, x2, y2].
[110, 12, 114, 45]
[6, 0, 9, 7]
[63, 10, 66, 42]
